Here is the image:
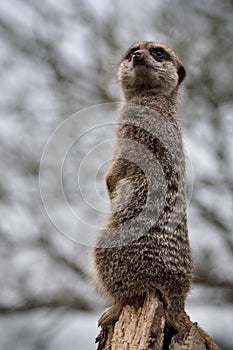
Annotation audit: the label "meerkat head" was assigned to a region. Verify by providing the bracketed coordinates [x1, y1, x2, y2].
[118, 41, 186, 99]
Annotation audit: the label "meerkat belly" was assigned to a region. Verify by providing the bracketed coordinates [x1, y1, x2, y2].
[95, 161, 192, 300]
[95, 230, 192, 301]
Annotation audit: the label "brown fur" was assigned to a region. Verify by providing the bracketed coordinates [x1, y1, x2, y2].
[93, 42, 219, 349]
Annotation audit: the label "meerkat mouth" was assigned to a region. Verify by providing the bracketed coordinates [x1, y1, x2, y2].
[133, 61, 154, 71]
[133, 60, 145, 66]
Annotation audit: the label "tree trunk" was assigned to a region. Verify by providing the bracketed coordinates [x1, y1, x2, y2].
[95, 293, 208, 350]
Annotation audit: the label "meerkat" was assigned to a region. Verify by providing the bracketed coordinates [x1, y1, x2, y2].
[93, 41, 219, 349]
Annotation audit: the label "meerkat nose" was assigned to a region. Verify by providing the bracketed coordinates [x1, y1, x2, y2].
[132, 50, 144, 60]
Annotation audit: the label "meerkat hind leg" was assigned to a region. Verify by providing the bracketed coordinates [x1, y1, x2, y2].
[98, 303, 123, 327]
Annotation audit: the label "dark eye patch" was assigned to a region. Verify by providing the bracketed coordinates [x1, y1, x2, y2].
[131, 47, 140, 54]
[150, 47, 169, 61]
[123, 46, 140, 60]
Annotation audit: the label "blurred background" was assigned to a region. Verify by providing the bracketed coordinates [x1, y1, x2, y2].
[0, 0, 232, 349]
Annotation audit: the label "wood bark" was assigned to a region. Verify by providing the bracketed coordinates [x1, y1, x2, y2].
[95, 293, 208, 350]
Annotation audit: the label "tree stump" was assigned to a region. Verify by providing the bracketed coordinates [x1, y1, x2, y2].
[95, 293, 211, 350]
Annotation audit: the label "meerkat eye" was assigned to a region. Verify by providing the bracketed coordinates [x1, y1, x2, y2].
[131, 47, 140, 54]
[150, 47, 166, 60]
[125, 47, 140, 60]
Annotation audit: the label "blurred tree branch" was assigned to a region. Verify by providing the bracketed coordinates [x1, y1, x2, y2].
[39, 235, 88, 280]
[0, 295, 92, 314]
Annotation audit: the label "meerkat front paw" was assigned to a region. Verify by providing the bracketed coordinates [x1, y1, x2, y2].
[98, 303, 123, 327]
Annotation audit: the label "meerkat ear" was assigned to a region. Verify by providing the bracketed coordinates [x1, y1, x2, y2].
[177, 64, 186, 85]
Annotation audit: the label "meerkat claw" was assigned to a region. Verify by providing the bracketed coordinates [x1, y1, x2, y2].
[98, 304, 122, 327]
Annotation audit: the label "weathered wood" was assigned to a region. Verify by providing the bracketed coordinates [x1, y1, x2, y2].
[95, 293, 216, 350]
[96, 293, 165, 350]
[169, 324, 206, 350]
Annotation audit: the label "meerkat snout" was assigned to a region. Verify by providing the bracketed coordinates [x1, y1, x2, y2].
[132, 50, 144, 60]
